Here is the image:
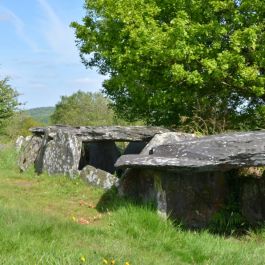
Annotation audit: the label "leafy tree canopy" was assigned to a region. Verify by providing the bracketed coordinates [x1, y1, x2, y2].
[72, 0, 265, 133]
[51, 91, 119, 126]
[0, 77, 19, 128]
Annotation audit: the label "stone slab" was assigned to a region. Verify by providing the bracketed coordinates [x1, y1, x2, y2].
[30, 125, 170, 142]
[115, 131, 265, 172]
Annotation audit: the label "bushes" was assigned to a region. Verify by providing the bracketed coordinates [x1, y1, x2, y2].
[1, 112, 43, 141]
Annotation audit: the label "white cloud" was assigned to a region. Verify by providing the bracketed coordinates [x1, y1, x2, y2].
[37, 0, 79, 61]
[0, 6, 38, 51]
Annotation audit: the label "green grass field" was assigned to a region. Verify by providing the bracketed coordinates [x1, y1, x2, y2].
[1, 146, 265, 265]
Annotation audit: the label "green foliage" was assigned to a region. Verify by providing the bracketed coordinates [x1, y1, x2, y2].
[26, 107, 55, 124]
[209, 203, 248, 235]
[209, 174, 249, 235]
[0, 77, 19, 129]
[72, 0, 265, 133]
[51, 90, 121, 126]
[3, 112, 43, 140]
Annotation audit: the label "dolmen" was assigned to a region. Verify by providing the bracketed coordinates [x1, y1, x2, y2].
[17, 125, 169, 189]
[115, 131, 265, 228]
[17, 126, 265, 228]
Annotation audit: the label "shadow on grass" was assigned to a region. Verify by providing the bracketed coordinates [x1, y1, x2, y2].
[96, 187, 135, 213]
[95, 182, 265, 238]
[96, 186, 157, 214]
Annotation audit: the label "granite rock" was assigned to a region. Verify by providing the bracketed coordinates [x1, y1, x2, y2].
[18, 135, 43, 171]
[80, 165, 119, 190]
[42, 130, 82, 177]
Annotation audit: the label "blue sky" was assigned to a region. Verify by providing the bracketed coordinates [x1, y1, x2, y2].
[0, 0, 105, 109]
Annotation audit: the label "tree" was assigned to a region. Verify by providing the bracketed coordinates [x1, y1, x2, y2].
[51, 91, 117, 126]
[3, 112, 42, 140]
[0, 77, 19, 128]
[72, 0, 265, 133]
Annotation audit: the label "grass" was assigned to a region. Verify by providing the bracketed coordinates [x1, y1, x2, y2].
[1, 146, 265, 264]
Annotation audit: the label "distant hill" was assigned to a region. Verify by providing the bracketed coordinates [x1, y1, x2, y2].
[26, 107, 55, 125]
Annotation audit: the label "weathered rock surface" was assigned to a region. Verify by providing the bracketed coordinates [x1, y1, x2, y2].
[80, 165, 119, 190]
[41, 131, 82, 177]
[240, 176, 265, 225]
[118, 132, 196, 209]
[15, 136, 25, 152]
[116, 131, 265, 172]
[117, 131, 265, 228]
[30, 125, 170, 142]
[119, 168, 228, 227]
[18, 135, 43, 171]
[160, 171, 228, 228]
[140, 132, 196, 155]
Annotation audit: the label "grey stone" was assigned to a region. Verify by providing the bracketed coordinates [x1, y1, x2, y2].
[15, 136, 25, 152]
[30, 125, 170, 142]
[115, 131, 265, 172]
[240, 176, 265, 225]
[117, 130, 265, 228]
[42, 130, 82, 177]
[118, 132, 196, 202]
[140, 132, 196, 155]
[119, 168, 227, 227]
[34, 129, 51, 174]
[18, 135, 43, 171]
[80, 165, 119, 190]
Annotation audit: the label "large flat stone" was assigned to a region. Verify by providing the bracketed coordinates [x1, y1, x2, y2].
[30, 125, 170, 142]
[116, 131, 265, 172]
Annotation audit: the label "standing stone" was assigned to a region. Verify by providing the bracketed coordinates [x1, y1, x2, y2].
[80, 165, 119, 190]
[42, 131, 82, 177]
[159, 171, 228, 228]
[15, 136, 25, 152]
[118, 132, 198, 221]
[240, 176, 265, 225]
[87, 141, 121, 174]
[34, 129, 51, 174]
[118, 132, 196, 197]
[18, 135, 43, 171]
[119, 167, 228, 228]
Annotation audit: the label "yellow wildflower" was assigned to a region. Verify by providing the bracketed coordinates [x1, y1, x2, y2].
[80, 256, 86, 263]
[125, 262, 130, 265]
[103, 258, 108, 264]
[71, 215, 77, 222]
[111, 259, 115, 265]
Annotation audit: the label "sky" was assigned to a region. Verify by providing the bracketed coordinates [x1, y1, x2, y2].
[0, 0, 105, 109]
